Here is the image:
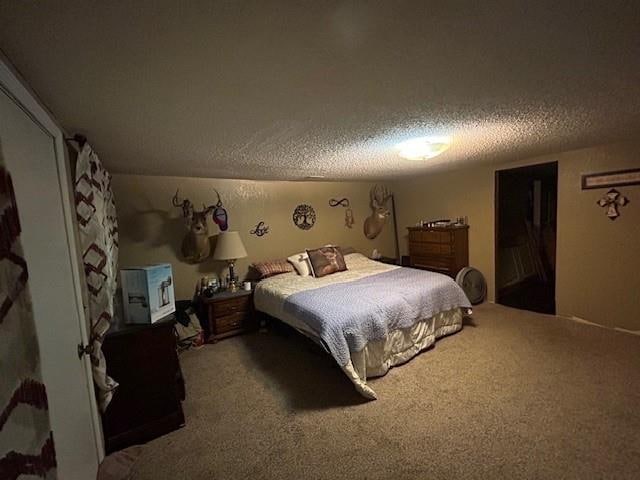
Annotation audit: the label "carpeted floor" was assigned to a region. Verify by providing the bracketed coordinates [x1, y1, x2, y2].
[131, 303, 640, 480]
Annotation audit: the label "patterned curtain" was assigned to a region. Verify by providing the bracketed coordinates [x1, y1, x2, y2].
[74, 144, 119, 412]
[0, 155, 57, 478]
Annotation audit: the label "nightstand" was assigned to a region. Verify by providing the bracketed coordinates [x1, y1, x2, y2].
[198, 289, 256, 342]
[376, 256, 399, 265]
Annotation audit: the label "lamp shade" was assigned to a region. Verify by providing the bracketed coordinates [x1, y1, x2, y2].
[213, 231, 247, 261]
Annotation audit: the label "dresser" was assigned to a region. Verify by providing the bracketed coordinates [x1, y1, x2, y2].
[198, 289, 256, 342]
[101, 317, 185, 453]
[407, 225, 469, 278]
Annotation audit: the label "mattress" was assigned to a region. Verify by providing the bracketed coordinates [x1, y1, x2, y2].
[254, 253, 471, 399]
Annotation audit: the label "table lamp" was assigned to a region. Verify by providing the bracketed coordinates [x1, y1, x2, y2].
[212, 231, 248, 292]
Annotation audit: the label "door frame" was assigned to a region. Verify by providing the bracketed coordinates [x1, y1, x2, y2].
[494, 161, 558, 308]
[0, 53, 104, 461]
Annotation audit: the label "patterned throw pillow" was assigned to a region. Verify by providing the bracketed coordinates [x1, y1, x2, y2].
[251, 259, 294, 279]
[306, 246, 348, 278]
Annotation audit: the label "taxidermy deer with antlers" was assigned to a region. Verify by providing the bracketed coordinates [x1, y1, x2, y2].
[364, 184, 392, 240]
[172, 189, 226, 263]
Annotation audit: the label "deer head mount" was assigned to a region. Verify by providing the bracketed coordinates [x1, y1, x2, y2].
[363, 184, 392, 240]
[172, 189, 228, 263]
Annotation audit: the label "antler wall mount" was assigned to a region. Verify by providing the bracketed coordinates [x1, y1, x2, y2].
[364, 184, 392, 239]
[172, 189, 228, 263]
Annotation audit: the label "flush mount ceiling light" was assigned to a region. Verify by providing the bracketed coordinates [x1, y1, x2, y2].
[396, 136, 451, 161]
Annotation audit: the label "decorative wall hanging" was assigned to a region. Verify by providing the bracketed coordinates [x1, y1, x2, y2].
[211, 189, 229, 231]
[172, 188, 224, 263]
[344, 208, 355, 228]
[329, 198, 350, 207]
[582, 168, 640, 190]
[250, 221, 270, 237]
[329, 197, 355, 228]
[364, 184, 392, 239]
[597, 188, 629, 220]
[292, 204, 316, 230]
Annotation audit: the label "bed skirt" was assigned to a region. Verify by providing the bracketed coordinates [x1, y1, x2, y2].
[341, 308, 465, 400]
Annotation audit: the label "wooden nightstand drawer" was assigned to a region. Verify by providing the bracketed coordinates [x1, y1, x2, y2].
[214, 312, 249, 334]
[212, 296, 250, 318]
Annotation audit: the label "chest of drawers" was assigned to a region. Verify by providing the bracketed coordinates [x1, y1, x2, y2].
[102, 318, 185, 453]
[407, 225, 469, 278]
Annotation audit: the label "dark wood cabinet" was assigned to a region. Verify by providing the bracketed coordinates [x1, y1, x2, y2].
[199, 290, 256, 342]
[407, 225, 469, 278]
[102, 318, 185, 454]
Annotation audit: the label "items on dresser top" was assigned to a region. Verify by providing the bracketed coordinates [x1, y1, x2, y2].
[197, 288, 257, 342]
[407, 225, 469, 278]
[102, 315, 185, 453]
[120, 263, 175, 324]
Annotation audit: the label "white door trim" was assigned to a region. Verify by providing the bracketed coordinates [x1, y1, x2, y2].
[0, 53, 105, 462]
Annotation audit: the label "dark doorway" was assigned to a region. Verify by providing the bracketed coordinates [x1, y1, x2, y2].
[495, 162, 557, 314]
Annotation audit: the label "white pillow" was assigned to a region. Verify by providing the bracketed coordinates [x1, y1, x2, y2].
[287, 252, 312, 276]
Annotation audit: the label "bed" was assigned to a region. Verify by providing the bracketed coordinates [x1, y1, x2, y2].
[254, 252, 472, 399]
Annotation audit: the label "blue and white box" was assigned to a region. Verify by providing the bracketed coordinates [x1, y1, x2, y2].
[121, 263, 175, 324]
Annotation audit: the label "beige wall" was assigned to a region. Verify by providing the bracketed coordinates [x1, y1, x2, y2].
[113, 175, 396, 299]
[392, 140, 640, 331]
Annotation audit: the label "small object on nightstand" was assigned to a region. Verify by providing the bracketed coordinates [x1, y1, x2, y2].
[197, 289, 256, 342]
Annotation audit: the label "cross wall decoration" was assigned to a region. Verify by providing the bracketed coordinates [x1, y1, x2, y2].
[597, 189, 629, 220]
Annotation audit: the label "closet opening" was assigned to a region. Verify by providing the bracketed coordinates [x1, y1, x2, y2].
[495, 162, 558, 314]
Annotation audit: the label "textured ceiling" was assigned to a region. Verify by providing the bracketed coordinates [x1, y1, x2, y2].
[1, 1, 639, 180]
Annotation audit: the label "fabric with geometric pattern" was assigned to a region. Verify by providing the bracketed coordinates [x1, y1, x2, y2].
[0, 150, 58, 479]
[74, 144, 119, 411]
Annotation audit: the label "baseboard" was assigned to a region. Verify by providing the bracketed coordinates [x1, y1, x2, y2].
[488, 302, 640, 337]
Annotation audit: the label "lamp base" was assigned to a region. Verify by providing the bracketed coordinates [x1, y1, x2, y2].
[227, 260, 238, 292]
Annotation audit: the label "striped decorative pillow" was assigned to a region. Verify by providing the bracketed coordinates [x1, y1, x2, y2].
[251, 259, 294, 279]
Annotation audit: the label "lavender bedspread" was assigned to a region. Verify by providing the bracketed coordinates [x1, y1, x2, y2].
[283, 267, 471, 367]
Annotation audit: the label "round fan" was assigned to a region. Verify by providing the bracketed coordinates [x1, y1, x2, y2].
[455, 267, 487, 305]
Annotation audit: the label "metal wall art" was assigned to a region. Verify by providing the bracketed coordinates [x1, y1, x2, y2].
[329, 197, 354, 228]
[292, 204, 316, 230]
[329, 198, 350, 207]
[597, 189, 629, 220]
[250, 221, 270, 237]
